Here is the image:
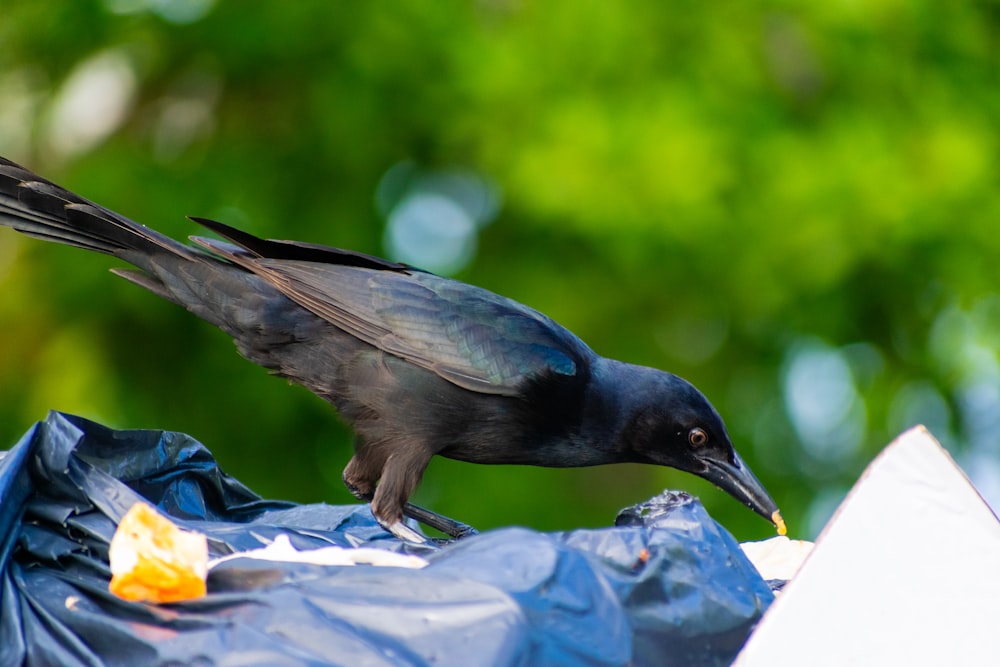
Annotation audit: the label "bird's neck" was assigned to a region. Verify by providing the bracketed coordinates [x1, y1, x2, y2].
[570, 357, 655, 464]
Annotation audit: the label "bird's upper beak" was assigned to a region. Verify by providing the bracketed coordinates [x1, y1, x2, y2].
[700, 451, 786, 534]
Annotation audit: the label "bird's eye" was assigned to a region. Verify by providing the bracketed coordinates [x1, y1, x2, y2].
[688, 428, 707, 447]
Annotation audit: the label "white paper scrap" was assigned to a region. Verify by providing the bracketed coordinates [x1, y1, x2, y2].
[209, 534, 428, 570]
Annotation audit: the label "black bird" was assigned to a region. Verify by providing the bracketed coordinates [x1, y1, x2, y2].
[0, 157, 784, 542]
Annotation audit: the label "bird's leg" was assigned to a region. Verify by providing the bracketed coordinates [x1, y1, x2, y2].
[402, 502, 479, 539]
[344, 449, 429, 543]
[344, 454, 432, 541]
[369, 447, 435, 543]
[344, 446, 478, 541]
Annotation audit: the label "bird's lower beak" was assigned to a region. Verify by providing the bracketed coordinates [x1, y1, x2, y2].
[700, 451, 785, 534]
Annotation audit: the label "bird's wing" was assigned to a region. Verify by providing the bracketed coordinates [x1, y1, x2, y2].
[192, 233, 592, 395]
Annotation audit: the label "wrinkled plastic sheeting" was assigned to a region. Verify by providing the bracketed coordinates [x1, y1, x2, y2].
[0, 412, 772, 667]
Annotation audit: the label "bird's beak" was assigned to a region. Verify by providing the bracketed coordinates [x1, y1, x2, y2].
[700, 451, 786, 534]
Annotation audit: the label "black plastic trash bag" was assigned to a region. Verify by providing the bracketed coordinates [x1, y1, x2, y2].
[0, 412, 772, 666]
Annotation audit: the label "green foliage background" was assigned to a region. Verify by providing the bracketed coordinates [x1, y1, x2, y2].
[1, 0, 997, 541]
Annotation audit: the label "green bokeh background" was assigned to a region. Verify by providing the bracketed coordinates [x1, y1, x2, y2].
[1, 0, 997, 541]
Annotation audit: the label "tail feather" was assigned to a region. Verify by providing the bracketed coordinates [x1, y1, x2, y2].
[0, 156, 325, 374]
[0, 158, 191, 262]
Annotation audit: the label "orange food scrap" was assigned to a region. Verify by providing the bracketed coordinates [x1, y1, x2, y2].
[772, 510, 787, 536]
[109, 501, 208, 603]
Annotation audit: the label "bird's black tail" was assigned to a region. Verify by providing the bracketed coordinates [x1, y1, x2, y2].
[0, 155, 319, 367]
[0, 156, 192, 264]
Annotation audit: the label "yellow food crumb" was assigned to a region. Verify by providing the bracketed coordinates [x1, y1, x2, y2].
[772, 510, 787, 536]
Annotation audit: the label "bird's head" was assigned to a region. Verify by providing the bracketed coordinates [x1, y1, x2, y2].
[615, 365, 784, 533]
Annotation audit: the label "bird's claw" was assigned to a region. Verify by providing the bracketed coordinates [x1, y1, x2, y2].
[451, 524, 479, 539]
